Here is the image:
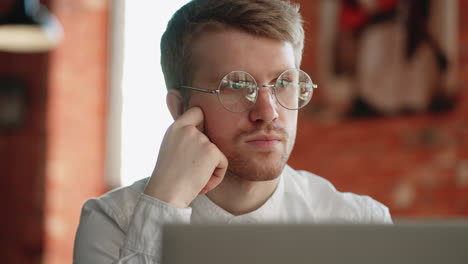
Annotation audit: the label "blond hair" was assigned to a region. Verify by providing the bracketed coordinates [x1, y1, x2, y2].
[160, 0, 304, 96]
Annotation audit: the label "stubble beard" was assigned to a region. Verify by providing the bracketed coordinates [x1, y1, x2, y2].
[224, 125, 296, 182]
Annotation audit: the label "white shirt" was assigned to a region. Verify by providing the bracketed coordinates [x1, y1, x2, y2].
[73, 165, 392, 263]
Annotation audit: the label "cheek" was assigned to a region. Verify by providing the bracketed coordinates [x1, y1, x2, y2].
[188, 94, 223, 128]
[203, 111, 244, 149]
[188, 93, 238, 146]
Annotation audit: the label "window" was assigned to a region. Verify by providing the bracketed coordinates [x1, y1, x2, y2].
[108, 1, 190, 187]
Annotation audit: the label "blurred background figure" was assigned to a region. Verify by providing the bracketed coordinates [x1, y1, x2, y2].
[318, 0, 459, 118]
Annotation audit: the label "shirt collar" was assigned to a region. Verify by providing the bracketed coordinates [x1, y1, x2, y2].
[190, 167, 288, 224]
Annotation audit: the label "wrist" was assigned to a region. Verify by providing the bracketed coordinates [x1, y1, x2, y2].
[143, 185, 190, 208]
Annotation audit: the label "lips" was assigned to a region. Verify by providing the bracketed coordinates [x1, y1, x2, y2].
[244, 133, 283, 142]
[247, 137, 280, 142]
[244, 133, 284, 150]
[247, 139, 280, 147]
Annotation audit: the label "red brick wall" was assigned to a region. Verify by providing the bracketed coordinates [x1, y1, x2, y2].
[43, 1, 109, 263]
[290, 0, 468, 218]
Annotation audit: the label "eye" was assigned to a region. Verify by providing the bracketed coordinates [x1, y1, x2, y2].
[228, 81, 244, 89]
[277, 77, 296, 89]
[279, 79, 292, 88]
[227, 80, 256, 90]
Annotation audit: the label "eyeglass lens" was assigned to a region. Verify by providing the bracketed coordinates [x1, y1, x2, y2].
[218, 69, 314, 112]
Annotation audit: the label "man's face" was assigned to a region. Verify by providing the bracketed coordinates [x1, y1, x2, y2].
[188, 29, 298, 181]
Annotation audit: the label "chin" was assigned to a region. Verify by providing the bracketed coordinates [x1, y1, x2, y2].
[226, 153, 288, 182]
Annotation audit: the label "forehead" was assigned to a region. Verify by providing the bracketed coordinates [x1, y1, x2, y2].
[191, 29, 296, 84]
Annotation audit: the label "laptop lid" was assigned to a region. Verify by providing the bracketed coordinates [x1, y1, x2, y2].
[162, 222, 468, 264]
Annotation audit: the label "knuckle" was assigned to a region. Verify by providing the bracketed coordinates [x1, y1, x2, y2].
[182, 125, 198, 136]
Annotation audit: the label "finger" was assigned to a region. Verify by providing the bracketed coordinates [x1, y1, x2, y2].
[214, 152, 228, 179]
[199, 176, 219, 195]
[199, 152, 228, 194]
[176, 106, 204, 131]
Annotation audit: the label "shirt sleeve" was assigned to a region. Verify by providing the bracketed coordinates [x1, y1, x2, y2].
[366, 196, 393, 224]
[73, 193, 192, 264]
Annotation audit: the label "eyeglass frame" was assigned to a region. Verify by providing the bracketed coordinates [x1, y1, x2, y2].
[179, 69, 318, 113]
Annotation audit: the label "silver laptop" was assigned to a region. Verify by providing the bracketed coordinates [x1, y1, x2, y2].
[162, 222, 468, 264]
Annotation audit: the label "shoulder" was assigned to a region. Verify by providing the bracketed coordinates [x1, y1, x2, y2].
[283, 166, 392, 224]
[74, 178, 150, 262]
[80, 177, 149, 231]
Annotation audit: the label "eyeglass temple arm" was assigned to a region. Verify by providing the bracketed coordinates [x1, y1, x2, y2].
[180, 86, 219, 94]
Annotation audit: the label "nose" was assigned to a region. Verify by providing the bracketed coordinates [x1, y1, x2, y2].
[249, 86, 279, 122]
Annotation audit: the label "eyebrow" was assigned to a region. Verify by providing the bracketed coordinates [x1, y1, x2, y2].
[261, 68, 296, 84]
[210, 67, 296, 84]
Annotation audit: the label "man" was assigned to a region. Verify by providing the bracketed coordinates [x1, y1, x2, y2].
[74, 0, 392, 263]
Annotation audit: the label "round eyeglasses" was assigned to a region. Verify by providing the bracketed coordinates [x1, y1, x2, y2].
[180, 69, 318, 113]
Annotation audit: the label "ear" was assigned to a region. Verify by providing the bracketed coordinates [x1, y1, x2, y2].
[166, 90, 185, 120]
